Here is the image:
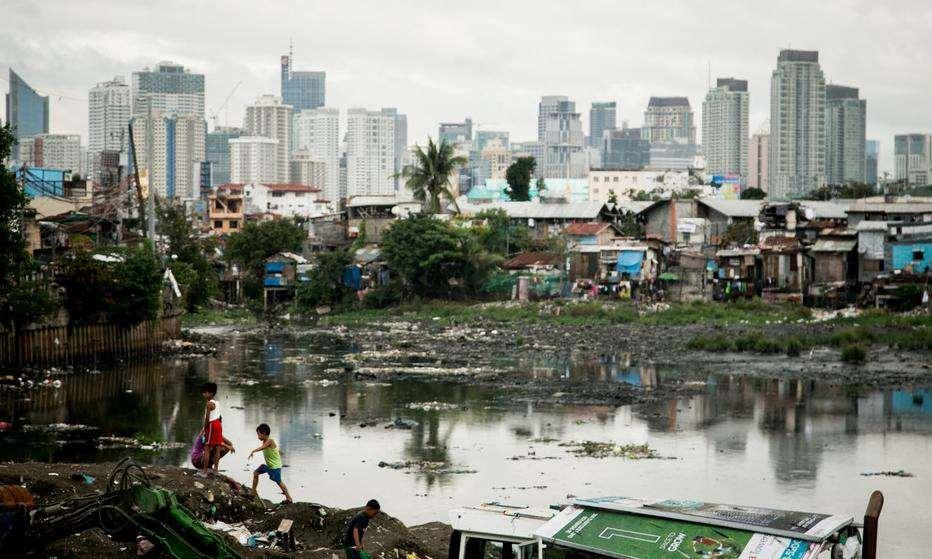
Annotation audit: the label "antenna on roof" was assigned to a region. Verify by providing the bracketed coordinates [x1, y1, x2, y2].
[289, 38, 294, 60]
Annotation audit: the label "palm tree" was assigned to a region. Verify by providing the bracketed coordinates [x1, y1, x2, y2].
[397, 137, 467, 214]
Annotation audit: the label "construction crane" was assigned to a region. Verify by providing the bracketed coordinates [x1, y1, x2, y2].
[210, 81, 243, 129]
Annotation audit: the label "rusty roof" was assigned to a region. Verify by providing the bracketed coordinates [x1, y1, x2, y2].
[563, 222, 610, 236]
[502, 251, 563, 270]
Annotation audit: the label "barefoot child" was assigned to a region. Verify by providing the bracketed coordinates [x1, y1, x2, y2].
[200, 382, 223, 477]
[249, 423, 293, 503]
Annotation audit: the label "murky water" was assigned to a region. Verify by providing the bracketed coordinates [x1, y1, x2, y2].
[2, 333, 930, 557]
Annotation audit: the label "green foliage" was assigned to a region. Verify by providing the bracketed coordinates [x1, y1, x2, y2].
[182, 307, 257, 327]
[58, 243, 163, 325]
[362, 282, 402, 309]
[607, 189, 618, 204]
[740, 187, 767, 200]
[225, 219, 306, 300]
[616, 211, 644, 237]
[295, 249, 353, 311]
[720, 219, 759, 247]
[472, 208, 532, 256]
[840, 344, 867, 363]
[397, 137, 466, 213]
[505, 157, 535, 201]
[157, 202, 218, 312]
[804, 182, 875, 200]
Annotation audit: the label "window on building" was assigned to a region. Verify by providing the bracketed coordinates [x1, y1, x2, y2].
[272, 191, 284, 197]
[914, 249, 925, 261]
[613, 176, 619, 182]
[229, 220, 238, 229]
[213, 220, 223, 228]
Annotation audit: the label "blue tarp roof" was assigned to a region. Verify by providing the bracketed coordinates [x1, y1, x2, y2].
[616, 250, 643, 276]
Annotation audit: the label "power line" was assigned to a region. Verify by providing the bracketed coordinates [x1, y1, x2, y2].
[0, 73, 88, 103]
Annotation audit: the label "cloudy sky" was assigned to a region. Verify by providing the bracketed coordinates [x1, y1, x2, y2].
[3, 0, 930, 172]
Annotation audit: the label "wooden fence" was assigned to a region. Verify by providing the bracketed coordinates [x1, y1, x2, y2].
[0, 312, 182, 367]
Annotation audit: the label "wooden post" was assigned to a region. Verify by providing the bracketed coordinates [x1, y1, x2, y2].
[862, 490, 884, 559]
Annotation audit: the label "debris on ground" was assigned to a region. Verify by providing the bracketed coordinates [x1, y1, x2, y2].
[96, 436, 187, 451]
[860, 470, 915, 477]
[406, 401, 461, 412]
[303, 378, 339, 387]
[377, 460, 477, 474]
[558, 441, 668, 460]
[386, 418, 420, 429]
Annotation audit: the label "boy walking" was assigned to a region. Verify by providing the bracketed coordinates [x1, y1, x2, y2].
[343, 499, 381, 559]
[249, 423, 293, 503]
[200, 382, 223, 477]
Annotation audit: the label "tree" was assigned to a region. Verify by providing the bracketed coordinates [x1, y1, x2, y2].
[381, 215, 463, 298]
[804, 182, 875, 200]
[225, 219, 306, 299]
[295, 249, 353, 311]
[472, 208, 531, 256]
[397, 137, 466, 213]
[740, 187, 767, 200]
[535, 177, 546, 197]
[505, 157, 535, 201]
[0, 123, 55, 329]
[720, 219, 758, 247]
[157, 202, 218, 311]
[607, 189, 618, 204]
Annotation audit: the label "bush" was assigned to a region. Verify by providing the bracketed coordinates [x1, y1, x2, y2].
[295, 250, 353, 311]
[841, 344, 867, 364]
[785, 338, 802, 357]
[363, 283, 402, 309]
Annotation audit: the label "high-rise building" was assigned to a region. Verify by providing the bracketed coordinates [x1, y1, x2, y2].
[5, 69, 49, 163]
[642, 97, 695, 145]
[894, 134, 932, 186]
[749, 122, 770, 192]
[865, 140, 879, 186]
[88, 76, 131, 181]
[538, 96, 567, 143]
[289, 150, 328, 190]
[206, 126, 243, 187]
[229, 136, 279, 184]
[589, 101, 617, 148]
[511, 141, 545, 178]
[130, 112, 206, 198]
[475, 131, 509, 153]
[280, 49, 325, 112]
[346, 108, 395, 197]
[19, 134, 82, 174]
[481, 138, 511, 179]
[701, 78, 749, 180]
[540, 98, 586, 178]
[439, 118, 472, 147]
[244, 95, 293, 183]
[768, 49, 826, 200]
[293, 107, 340, 203]
[602, 128, 650, 170]
[824, 85, 866, 185]
[381, 108, 407, 191]
[131, 61, 205, 118]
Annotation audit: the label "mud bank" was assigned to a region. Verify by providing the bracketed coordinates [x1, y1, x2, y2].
[1, 462, 451, 559]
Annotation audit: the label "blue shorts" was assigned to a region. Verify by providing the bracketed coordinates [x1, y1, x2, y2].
[255, 463, 283, 483]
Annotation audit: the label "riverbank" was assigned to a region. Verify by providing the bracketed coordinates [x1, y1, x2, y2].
[1, 461, 451, 559]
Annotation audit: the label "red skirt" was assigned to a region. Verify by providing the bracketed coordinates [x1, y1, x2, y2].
[205, 418, 223, 446]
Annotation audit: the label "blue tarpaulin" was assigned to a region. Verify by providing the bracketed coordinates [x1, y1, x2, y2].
[616, 250, 643, 276]
[342, 266, 362, 291]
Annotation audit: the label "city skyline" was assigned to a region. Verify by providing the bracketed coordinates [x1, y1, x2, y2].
[2, 1, 932, 174]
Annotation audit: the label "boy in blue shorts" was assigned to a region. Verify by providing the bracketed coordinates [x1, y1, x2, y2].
[248, 423, 293, 503]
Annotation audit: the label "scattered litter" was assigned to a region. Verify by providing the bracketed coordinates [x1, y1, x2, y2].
[303, 379, 339, 387]
[406, 401, 460, 412]
[69, 472, 96, 485]
[377, 460, 477, 474]
[96, 436, 186, 451]
[860, 470, 914, 478]
[385, 418, 419, 430]
[23, 423, 96, 433]
[559, 441, 669, 460]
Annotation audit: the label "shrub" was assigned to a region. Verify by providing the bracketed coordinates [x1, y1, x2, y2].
[363, 283, 402, 309]
[785, 338, 802, 357]
[841, 344, 867, 364]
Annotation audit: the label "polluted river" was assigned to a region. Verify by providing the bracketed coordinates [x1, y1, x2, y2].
[2, 328, 930, 558]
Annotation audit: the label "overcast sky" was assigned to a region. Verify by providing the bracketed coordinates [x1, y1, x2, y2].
[3, 0, 930, 173]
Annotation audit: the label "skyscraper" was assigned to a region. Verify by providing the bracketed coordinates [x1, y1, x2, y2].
[206, 126, 243, 187]
[642, 97, 695, 144]
[475, 131, 509, 152]
[438, 118, 472, 147]
[131, 61, 205, 118]
[540, 98, 585, 178]
[230, 136, 280, 184]
[129, 112, 205, 198]
[602, 128, 650, 170]
[244, 95, 293, 183]
[538, 96, 567, 143]
[293, 107, 340, 203]
[824, 85, 866, 185]
[894, 134, 932, 186]
[280, 50, 325, 112]
[88, 76, 131, 181]
[769, 49, 826, 200]
[346, 108, 395, 197]
[749, 122, 770, 192]
[5, 69, 49, 162]
[701, 78, 749, 181]
[589, 101, 617, 148]
[865, 140, 879, 186]
[381, 108, 407, 191]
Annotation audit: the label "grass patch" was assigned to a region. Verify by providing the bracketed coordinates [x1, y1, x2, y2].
[641, 299, 811, 326]
[182, 307, 258, 327]
[840, 344, 867, 363]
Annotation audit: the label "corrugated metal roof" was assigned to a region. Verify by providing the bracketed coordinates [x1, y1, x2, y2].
[847, 201, 932, 214]
[810, 239, 857, 252]
[346, 195, 408, 207]
[29, 196, 80, 219]
[458, 200, 606, 220]
[564, 222, 609, 236]
[855, 220, 888, 231]
[503, 251, 562, 269]
[799, 200, 852, 219]
[698, 198, 763, 217]
[717, 248, 760, 257]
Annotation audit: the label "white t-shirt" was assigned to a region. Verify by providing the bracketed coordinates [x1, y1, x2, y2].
[208, 399, 221, 422]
